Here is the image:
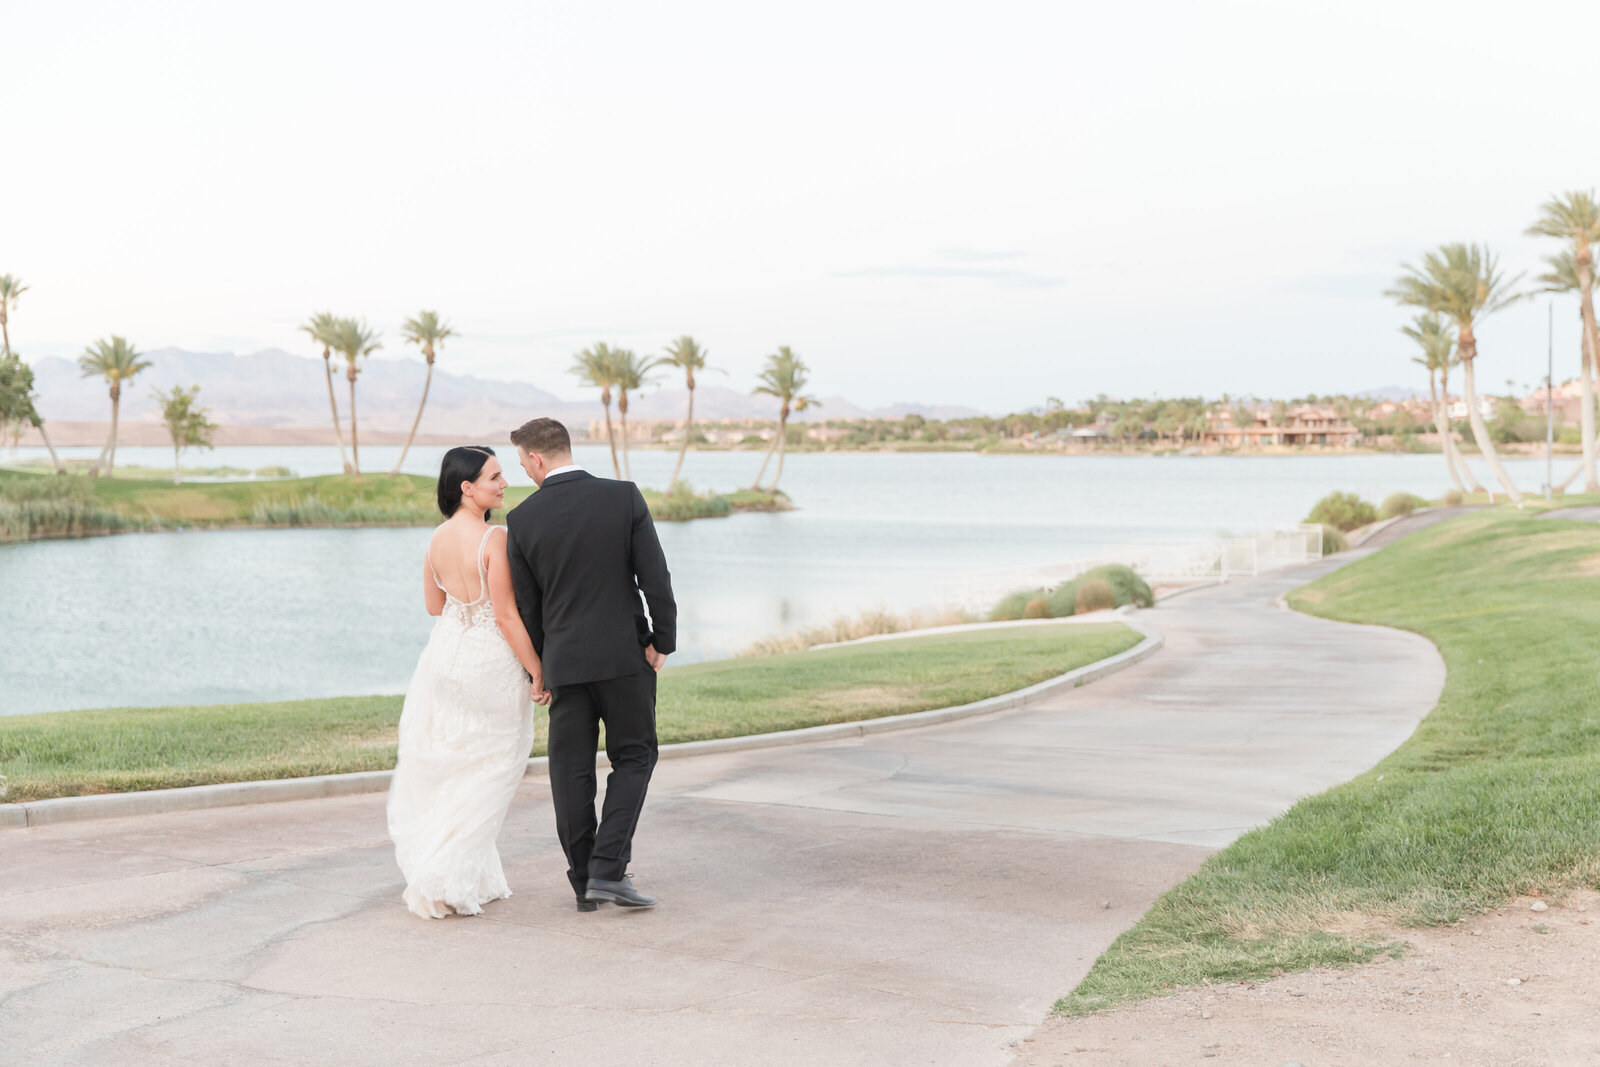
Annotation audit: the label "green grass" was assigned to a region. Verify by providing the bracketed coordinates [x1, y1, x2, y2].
[0, 468, 794, 541]
[1057, 507, 1600, 1016]
[0, 622, 1140, 802]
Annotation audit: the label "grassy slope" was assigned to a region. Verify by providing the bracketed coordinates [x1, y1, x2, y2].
[0, 622, 1140, 802]
[1058, 508, 1600, 1015]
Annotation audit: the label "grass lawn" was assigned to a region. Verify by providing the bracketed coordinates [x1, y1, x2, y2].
[1058, 507, 1600, 1015]
[0, 621, 1140, 803]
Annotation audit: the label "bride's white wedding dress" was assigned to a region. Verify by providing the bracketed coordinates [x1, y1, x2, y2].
[388, 526, 535, 919]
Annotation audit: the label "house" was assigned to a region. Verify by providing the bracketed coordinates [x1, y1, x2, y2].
[1205, 404, 1359, 447]
[1443, 396, 1499, 421]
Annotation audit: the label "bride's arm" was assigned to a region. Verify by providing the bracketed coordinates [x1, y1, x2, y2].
[485, 527, 549, 703]
[423, 554, 445, 616]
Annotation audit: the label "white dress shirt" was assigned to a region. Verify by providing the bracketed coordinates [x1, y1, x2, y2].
[543, 463, 584, 481]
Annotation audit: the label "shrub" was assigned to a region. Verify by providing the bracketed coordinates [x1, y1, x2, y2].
[255, 465, 294, 478]
[1081, 564, 1154, 608]
[646, 481, 732, 522]
[1379, 492, 1427, 519]
[990, 589, 1046, 621]
[1073, 579, 1116, 614]
[1318, 524, 1348, 555]
[1023, 597, 1049, 619]
[1444, 490, 1464, 506]
[1305, 490, 1377, 532]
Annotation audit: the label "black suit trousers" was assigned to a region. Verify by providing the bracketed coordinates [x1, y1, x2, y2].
[546, 669, 659, 895]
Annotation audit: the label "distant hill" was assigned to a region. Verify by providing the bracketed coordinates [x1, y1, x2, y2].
[31, 348, 980, 433]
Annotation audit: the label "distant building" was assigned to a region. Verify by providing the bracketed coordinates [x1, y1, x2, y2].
[1205, 404, 1359, 447]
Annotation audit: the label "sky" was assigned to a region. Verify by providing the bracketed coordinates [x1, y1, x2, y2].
[6, 0, 1600, 413]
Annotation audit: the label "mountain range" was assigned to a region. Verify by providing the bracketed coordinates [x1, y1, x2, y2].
[30, 348, 981, 435]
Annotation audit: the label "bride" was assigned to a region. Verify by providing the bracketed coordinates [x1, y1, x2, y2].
[387, 445, 551, 919]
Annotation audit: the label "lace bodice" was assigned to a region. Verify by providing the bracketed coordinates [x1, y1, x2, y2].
[431, 526, 499, 630]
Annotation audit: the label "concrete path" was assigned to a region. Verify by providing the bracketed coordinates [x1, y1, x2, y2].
[1537, 505, 1600, 522]
[1, 537, 1447, 1067]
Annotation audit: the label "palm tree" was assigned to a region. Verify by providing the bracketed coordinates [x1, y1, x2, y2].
[392, 310, 454, 474]
[77, 336, 152, 477]
[0, 274, 63, 473]
[301, 311, 351, 474]
[1401, 312, 1473, 494]
[659, 335, 713, 491]
[610, 348, 658, 481]
[330, 318, 381, 475]
[1528, 192, 1600, 492]
[751, 346, 819, 492]
[570, 343, 623, 478]
[1387, 243, 1525, 502]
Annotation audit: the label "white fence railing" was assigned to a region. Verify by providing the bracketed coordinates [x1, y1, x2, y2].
[939, 524, 1324, 612]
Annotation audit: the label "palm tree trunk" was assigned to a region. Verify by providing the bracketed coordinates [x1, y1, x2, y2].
[1446, 429, 1481, 493]
[347, 373, 361, 476]
[324, 352, 351, 474]
[1558, 461, 1583, 491]
[602, 400, 620, 478]
[768, 414, 789, 491]
[1582, 316, 1599, 493]
[669, 385, 694, 492]
[750, 428, 779, 489]
[105, 393, 121, 477]
[618, 394, 632, 481]
[173, 442, 182, 485]
[1429, 371, 1466, 494]
[33, 419, 65, 474]
[391, 360, 433, 475]
[1439, 367, 1483, 492]
[1459, 353, 1521, 502]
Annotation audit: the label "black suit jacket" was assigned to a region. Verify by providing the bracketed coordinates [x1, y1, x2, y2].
[504, 470, 677, 688]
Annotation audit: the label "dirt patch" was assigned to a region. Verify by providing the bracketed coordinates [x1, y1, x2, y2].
[1016, 891, 1600, 1067]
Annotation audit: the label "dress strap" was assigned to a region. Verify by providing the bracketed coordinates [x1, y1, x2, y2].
[473, 526, 496, 602]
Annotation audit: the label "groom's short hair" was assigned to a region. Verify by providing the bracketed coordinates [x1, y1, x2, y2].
[510, 417, 572, 458]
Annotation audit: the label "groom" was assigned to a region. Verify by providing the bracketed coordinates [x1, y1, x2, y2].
[505, 417, 677, 912]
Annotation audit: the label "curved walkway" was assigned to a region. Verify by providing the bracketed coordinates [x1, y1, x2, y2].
[0, 527, 1447, 1067]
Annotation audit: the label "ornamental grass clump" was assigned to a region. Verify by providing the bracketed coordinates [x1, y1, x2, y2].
[0, 476, 143, 542]
[1074, 578, 1116, 614]
[1319, 524, 1349, 555]
[993, 565, 1153, 620]
[1379, 491, 1428, 519]
[1305, 490, 1377, 531]
[647, 481, 733, 522]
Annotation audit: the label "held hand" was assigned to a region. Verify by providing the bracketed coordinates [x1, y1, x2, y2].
[645, 646, 667, 672]
[528, 675, 552, 706]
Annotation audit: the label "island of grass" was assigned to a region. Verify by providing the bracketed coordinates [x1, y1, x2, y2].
[0, 468, 791, 542]
[1057, 505, 1600, 1016]
[0, 621, 1140, 802]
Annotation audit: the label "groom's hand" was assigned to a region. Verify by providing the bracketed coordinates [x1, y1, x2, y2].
[645, 646, 667, 672]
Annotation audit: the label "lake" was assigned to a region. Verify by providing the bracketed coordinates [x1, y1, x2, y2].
[0, 445, 1558, 715]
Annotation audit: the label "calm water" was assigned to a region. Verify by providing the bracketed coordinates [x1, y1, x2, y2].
[0, 446, 1555, 715]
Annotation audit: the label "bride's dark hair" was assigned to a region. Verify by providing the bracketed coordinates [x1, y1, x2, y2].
[437, 446, 499, 520]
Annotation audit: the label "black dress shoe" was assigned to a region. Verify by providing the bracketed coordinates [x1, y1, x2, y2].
[584, 875, 657, 908]
[576, 899, 599, 913]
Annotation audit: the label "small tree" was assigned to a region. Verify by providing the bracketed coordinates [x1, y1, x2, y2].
[152, 384, 218, 484]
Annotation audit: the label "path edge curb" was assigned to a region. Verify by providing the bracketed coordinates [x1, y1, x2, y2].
[1, 619, 1162, 830]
